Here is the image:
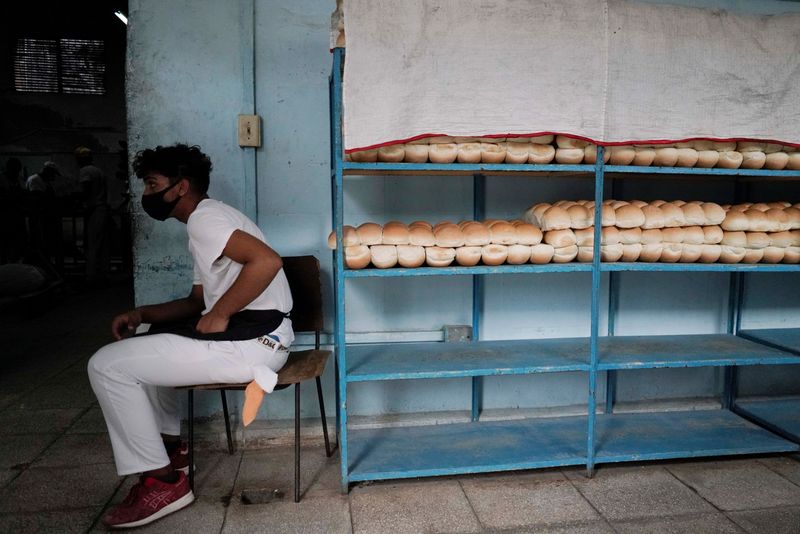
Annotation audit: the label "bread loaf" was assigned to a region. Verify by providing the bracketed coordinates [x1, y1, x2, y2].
[555, 148, 584, 164]
[577, 246, 593, 263]
[461, 222, 491, 246]
[682, 226, 705, 245]
[434, 223, 465, 247]
[679, 244, 703, 263]
[676, 148, 699, 167]
[712, 141, 737, 151]
[619, 227, 643, 245]
[702, 225, 724, 244]
[539, 206, 572, 231]
[545, 229, 577, 248]
[377, 145, 405, 162]
[769, 231, 795, 248]
[784, 247, 800, 264]
[633, 147, 656, 166]
[584, 145, 611, 164]
[621, 243, 642, 262]
[615, 204, 646, 228]
[737, 141, 766, 153]
[574, 227, 594, 247]
[350, 149, 378, 162]
[763, 143, 783, 154]
[397, 245, 426, 268]
[696, 150, 720, 168]
[681, 204, 706, 226]
[409, 225, 436, 247]
[357, 222, 383, 245]
[785, 208, 800, 230]
[766, 208, 790, 232]
[327, 225, 360, 249]
[409, 220, 433, 230]
[456, 143, 482, 164]
[528, 144, 556, 164]
[744, 209, 770, 232]
[481, 244, 508, 266]
[653, 147, 679, 167]
[661, 227, 685, 243]
[742, 248, 764, 264]
[660, 243, 682, 263]
[530, 243, 555, 264]
[505, 142, 530, 164]
[702, 203, 726, 226]
[609, 146, 636, 166]
[455, 246, 483, 266]
[403, 144, 429, 163]
[555, 136, 590, 149]
[721, 231, 747, 248]
[601, 226, 621, 245]
[718, 151, 743, 169]
[719, 245, 746, 263]
[691, 140, 715, 151]
[721, 211, 749, 231]
[344, 245, 371, 269]
[788, 153, 800, 170]
[641, 205, 666, 229]
[507, 244, 532, 264]
[425, 136, 455, 144]
[639, 242, 663, 262]
[382, 221, 410, 245]
[765, 152, 789, 170]
[660, 203, 686, 227]
[426, 246, 456, 267]
[428, 143, 458, 164]
[641, 229, 663, 245]
[530, 135, 555, 145]
[630, 200, 648, 208]
[762, 246, 785, 263]
[699, 244, 722, 263]
[566, 204, 592, 229]
[514, 223, 543, 245]
[489, 221, 517, 245]
[552, 245, 578, 263]
[741, 151, 766, 169]
[479, 143, 506, 164]
[601, 243, 624, 262]
[370, 245, 398, 269]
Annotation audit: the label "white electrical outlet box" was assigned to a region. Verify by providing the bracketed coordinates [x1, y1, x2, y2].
[238, 114, 261, 147]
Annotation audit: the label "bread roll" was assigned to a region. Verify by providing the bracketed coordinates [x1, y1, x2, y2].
[599, 204, 616, 227]
[544, 228, 577, 248]
[574, 227, 595, 247]
[702, 203, 726, 226]
[659, 243, 682, 263]
[426, 246, 456, 267]
[762, 143, 782, 154]
[691, 140, 715, 151]
[718, 151, 743, 169]
[370, 245, 398, 269]
[762, 246, 785, 263]
[505, 142, 530, 164]
[660, 203, 686, 227]
[409, 225, 436, 247]
[489, 221, 518, 245]
[769, 231, 794, 248]
[619, 227, 643, 245]
[461, 222, 491, 246]
[680, 243, 703, 263]
[610, 200, 629, 209]
[765, 152, 789, 170]
[609, 146, 636, 166]
[632, 147, 656, 166]
[744, 209, 769, 232]
[382, 221, 410, 245]
[768, 201, 791, 209]
[661, 227, 685, 243]
[507, 244, 532, 264]
[528, 144, 556, 164]
[672, 200, 687, 207]
[721, 210, 749, 231]
[615, 204, 646, 228]
[584, 145, 611, 165]
[721, 231, 747, 248]
[552, 245, 578, 263]
[683, 226, 705, 245]
[641, 228, 663, 245]
[403, 143, 429, 163]
[539, 206, 572, 231]
[530, 135, 554, 145]
[555, 148, 584, 164]
[730, 203, 752, 212]
[577, 246, 594, 262]
[621, 243, 642, 262]
[745, 232, 770, 249]
[327, 225, 360, 249]
[530, 243, 555, 264]
[653, 147, 679, 167]
[455, 246, 483, 266]
[514, 223, 543, 245]
[750, 203, 771, 212]
[788, 153, 800, 170]
[481, 244, 508, 266]
[639, 242, 663, 262]
[567, 204, 592, 229]
[785, 208, 800, 230]
[699, 244, 722, 263]
[480, 143, 506, 164]
[456, 143, 482, 164]
[742, 248, 764, 264]
[350, 149, 378, 162]
[409, 220, 433, 230]
[680, 204, 705, 226]
[741, 151, 766, 169]
[425, 136, 455, 144]
[696, 150, 720, 168]
[601, 226, 621, 245]
[676, 148, 699, 167]
[344, 245, 371, 269]
[628, 200, 647, 208]
[396, 245, 425, 268]
[378, 145, 405, 162]
[702, 225, 724, 244]
[601, 243, 624, 262]
[767, 208, 790, 232]
[554, 200, 576, 208]
[434, 223, 465, 247]
[452, 137, 477, 143]
[641, 205, 666, 229]
[712, 141, 737, 151]
[357, 222, 383, 245]
[784, 247, 800, 264]
[555, 136, 590, 149]
[429, 143, 458, 164]
[737, 141, 766, 153]
[505, 137, 530, 143]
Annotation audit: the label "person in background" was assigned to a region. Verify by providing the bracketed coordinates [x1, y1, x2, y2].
[75, 146, 110, 285]
[0, 158, 27, 262]
[25, 161, 59, 194]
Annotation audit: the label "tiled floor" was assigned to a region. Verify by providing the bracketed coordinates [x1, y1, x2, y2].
[2, 284, 800, 532]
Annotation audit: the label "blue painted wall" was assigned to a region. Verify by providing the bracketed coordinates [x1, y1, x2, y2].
[128, 0, 800, 419]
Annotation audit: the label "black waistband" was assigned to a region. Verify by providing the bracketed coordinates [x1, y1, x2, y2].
[142, 309, 290, 341]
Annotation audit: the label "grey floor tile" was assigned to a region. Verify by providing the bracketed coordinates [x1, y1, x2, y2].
[66, 407, 108, 434]
[17, 381, 98, 409]
[236, 446, 340, 499]
[192, 450, 242, 500]
[0, 407, 84, 435]
[223, 494, 351, 534]
[758, 456, 800, 488]
[0, 434, 58, 470]
[727, 506, 800, 534]
[484, 522, 615, 534]
[612, 513, 743, 534]
[34, 433, 115, 467]
[460, 471, 599, 530]
[0, 469, 18, 488]
[0, 393, 20, 411]
[90, 499, 225, 533]
[0, 506, 101, 534]
[0, 464, 121, 513]
[566, 465, 715, 521]
[350, 479, 481, 534]
[668, 459, 800, 511]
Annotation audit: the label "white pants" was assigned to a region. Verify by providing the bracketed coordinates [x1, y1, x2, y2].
[87, 333, 289, 476]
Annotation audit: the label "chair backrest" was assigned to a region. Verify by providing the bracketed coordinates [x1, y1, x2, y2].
[281, 256, 323, 338]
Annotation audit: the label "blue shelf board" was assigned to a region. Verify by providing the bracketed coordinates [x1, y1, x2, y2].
[597, 334, 800, 370]
[343, 161, 594, 174]
[734, 398, 800, 444]
[347, 416, 587, 482]
[602, 262, 800, 273]
[738, 328, 800, 355]
[344, 263, 592, 277]
[346, 338, 591, 382]
[604, 165, 800, 177]
[595, 409, 799, 463]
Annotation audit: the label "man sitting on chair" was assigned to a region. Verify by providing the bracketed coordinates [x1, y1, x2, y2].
[88, 143, 293, 529]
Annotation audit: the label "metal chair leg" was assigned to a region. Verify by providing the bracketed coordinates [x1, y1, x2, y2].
[316, 376, 333, 457]
[294, 382, 301, 503]
[188, 389, 194, 492]
[220, 390, 234, 455]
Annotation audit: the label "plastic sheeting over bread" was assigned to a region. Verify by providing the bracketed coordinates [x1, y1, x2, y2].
[341, 0, 800, 152]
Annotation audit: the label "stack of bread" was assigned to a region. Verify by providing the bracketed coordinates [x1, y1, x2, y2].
[347, 136, 800, 170]
[524, 200, 800, 264]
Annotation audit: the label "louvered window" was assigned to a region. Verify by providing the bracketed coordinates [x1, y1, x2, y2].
[14, 38, 106, 95]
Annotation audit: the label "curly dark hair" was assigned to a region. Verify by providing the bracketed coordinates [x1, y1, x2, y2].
[132, 144, 212, 194]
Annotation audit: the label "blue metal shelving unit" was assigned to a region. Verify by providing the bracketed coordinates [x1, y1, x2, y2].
[329, 47, 800, 492]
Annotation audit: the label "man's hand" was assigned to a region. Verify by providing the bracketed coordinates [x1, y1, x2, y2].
[196, 310, 229, 334]
[111, 309, 143, 340]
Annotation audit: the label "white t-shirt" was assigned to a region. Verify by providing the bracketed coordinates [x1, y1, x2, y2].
[187, 198, 294, 346]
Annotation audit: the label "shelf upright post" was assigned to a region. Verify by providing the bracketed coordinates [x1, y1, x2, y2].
[587, 146, 606, 477]
[723, 180, 748, 410]
[471, 173, 486, 422]
[330, 47, 349, 493]
[605, 179, 619, 414]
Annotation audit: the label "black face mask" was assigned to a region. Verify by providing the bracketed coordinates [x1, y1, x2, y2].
[141, 180, 182, 221]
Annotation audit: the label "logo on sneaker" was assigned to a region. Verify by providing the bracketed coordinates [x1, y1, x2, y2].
[143, 489, 174, 510]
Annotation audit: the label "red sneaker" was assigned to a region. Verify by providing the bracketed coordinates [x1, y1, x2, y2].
[169, 442, 190, 474]
[102, 472, 194, 529]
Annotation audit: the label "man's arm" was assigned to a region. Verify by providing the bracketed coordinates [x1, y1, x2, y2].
[111, 284, 205, 340]
[195, 230, 282, 334]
